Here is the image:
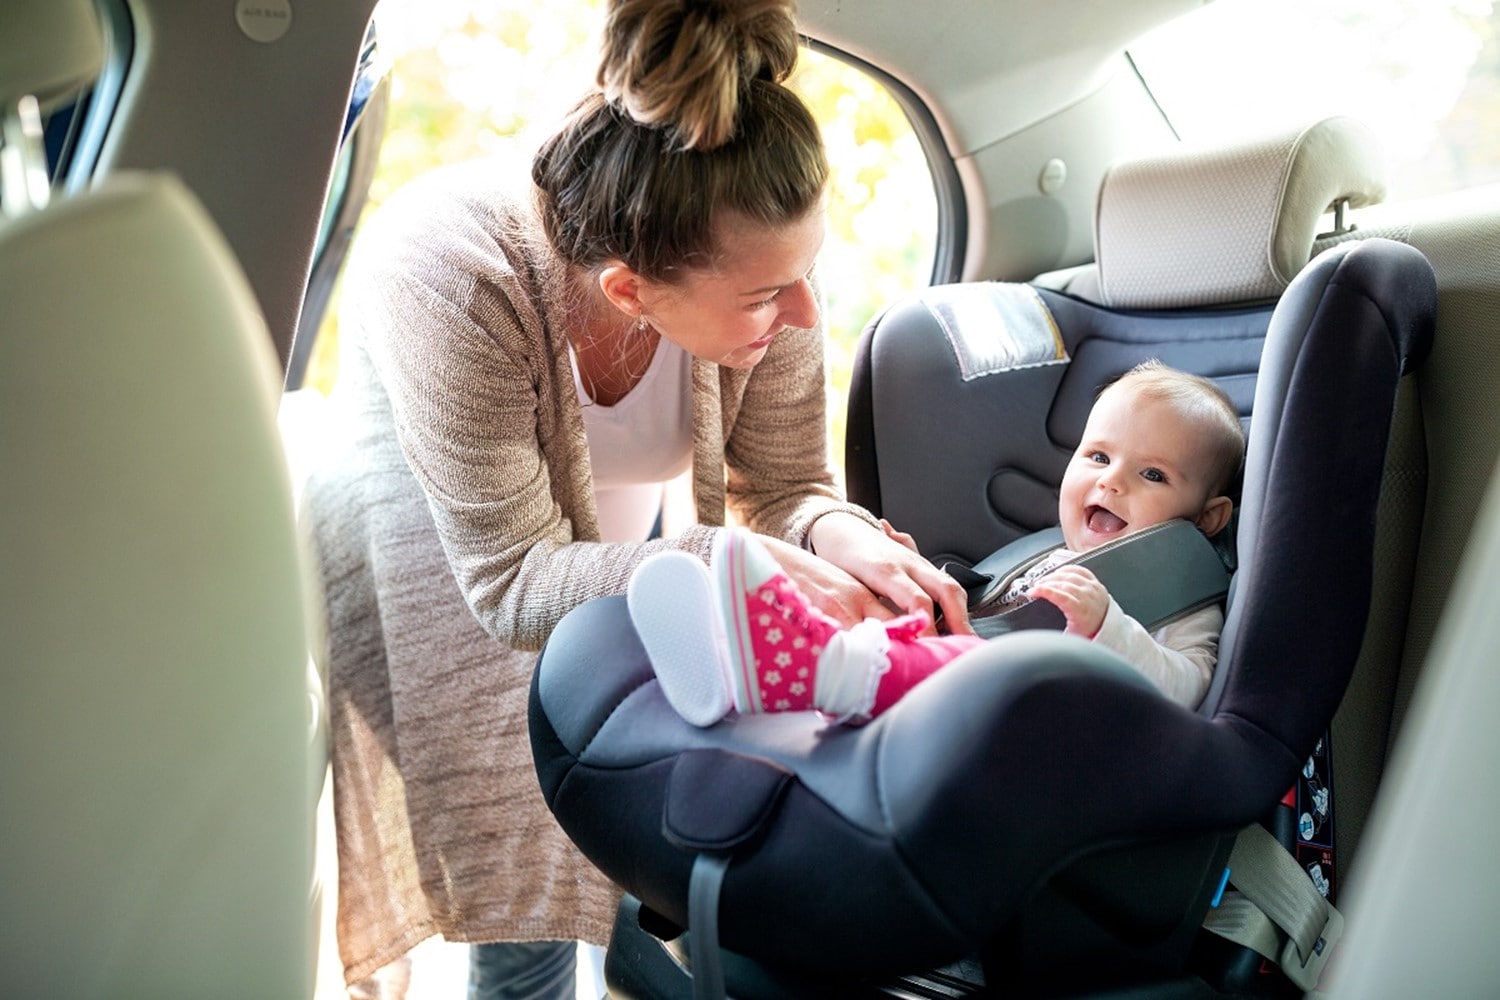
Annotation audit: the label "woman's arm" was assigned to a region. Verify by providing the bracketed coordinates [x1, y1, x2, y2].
[723, 320, 971, 633]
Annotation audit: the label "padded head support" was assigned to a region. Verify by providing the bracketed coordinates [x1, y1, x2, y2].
[846, 280, 1266, 562]
[1095, 117, 1387, 309]
[1, 0, 105, 108]
[1, 170, 316, 993]
[1208, 238, 1436, 748]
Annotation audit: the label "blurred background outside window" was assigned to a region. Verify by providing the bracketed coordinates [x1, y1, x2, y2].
[303, 0, 938, 466]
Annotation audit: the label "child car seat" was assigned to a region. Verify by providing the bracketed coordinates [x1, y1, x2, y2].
[528, 122, 1435, 997]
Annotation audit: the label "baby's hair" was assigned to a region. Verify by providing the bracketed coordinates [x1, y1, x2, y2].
[1103, 360, 1246, 497]
[532, 0, 826, 281]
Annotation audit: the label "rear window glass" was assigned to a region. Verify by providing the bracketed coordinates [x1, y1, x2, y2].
[1130, 0, 1500, 202]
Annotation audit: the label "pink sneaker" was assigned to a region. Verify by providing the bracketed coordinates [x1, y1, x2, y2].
[713, 528, 840, 714]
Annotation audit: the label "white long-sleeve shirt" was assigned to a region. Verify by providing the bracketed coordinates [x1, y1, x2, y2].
[999, 545, 1221, 708]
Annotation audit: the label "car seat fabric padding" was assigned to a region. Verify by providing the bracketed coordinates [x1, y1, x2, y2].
[852, 284, 1269, 565]
[1209, 238, 1437, 758]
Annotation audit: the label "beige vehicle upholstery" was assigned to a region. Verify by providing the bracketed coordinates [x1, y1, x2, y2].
[1321, 460, 1500, 997]
[0, 0, 321, 994]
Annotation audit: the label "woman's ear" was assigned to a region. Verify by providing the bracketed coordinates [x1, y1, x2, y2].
[597, 263, 645, 320]
[1196, 496, 1234, 539]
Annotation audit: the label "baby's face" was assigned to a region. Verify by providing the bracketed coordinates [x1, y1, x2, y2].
[1058, 385, 1222, 553]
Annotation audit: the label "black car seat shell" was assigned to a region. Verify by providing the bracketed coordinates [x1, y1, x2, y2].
[528, 120, 1436, 994]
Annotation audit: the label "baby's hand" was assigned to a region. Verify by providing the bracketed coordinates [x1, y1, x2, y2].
[1030, 565, 1109, 639]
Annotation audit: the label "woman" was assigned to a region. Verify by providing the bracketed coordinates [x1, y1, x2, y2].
[309, 0, 971, 995]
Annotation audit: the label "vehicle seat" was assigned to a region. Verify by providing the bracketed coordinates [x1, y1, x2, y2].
[528, 121, 1436, 996]
[0, 1, 320, 993]
[1038, 117, 1500, 909]
[1321, 437, 1500, 999]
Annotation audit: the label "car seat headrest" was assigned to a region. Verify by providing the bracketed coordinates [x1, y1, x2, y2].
[0, 0, 105, 110]
[1094, 116, 1387, 309]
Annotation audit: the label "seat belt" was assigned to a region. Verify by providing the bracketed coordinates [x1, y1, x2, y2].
[948, 519, 1231, 639]
[662, 749, 794, 1000]
[1202, 822, 1344, 992]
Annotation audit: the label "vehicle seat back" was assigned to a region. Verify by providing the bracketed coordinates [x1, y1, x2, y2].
[1035, 120, 1500, 875]
[1323, 445, 1500, 999]
[0, 2, 319, 993]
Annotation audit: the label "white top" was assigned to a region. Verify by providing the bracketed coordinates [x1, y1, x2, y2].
[574, 336, 694, 543]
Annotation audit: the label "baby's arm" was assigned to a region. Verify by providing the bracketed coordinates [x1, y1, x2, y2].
[1090, 603, 1220, 707]
[1032, 565, 1218, 707]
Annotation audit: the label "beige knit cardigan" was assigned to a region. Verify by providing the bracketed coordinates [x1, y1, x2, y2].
[306, 161, 878, 983]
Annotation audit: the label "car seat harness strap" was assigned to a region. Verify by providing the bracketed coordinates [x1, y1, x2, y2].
[951, 519, 1231, 639]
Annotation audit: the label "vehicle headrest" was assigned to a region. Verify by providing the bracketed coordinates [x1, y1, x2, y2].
[1093, 116, 1387, 309]
[2, 0, 105, 110]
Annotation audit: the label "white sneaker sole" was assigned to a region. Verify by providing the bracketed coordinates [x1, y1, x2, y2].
[627, 551, 734, 727]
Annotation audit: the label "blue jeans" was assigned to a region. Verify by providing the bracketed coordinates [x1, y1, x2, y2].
[467, 940, 576, 1000]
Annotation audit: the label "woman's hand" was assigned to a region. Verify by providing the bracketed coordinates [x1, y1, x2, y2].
[788, 512, 974, 635]
[1030, 565, 1110, 638]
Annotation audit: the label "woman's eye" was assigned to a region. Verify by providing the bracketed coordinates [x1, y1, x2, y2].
[748, 291, 781, 310]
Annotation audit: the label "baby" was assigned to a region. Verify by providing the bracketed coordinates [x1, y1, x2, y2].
[628, 361, 1245, 726]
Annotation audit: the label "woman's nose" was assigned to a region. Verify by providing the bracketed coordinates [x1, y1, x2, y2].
[780, 277, 819, 330]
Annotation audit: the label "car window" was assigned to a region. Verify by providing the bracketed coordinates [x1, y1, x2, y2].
[3, 0, 132, 208]
[300, 0, 938, 456]
[1129, 0, 1500, 201]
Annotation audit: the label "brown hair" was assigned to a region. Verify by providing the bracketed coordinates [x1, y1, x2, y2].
[531, 0, 828, 282]
[1105, 360, 1246, 496]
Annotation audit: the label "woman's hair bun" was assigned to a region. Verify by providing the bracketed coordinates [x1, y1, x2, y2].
[598, 0, 801, 151]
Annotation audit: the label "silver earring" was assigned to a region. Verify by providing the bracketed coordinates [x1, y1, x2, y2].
[636, 314, 649, 334]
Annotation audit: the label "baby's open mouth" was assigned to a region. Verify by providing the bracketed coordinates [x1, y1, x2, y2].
[1086, 505, 1127, 533]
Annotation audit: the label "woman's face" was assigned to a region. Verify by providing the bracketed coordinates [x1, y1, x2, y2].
[640, 208, 826, 369]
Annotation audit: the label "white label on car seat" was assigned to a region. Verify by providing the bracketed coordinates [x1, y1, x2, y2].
[236, 0, 293, 44]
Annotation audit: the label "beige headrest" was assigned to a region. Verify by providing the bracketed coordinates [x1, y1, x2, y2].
[1094, 117, 1387, 309]
[2, 0, 106, 109]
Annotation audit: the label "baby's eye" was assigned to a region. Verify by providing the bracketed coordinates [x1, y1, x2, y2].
[1141, 467, 1167, 483]
[1086, 450, 1109, 465]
